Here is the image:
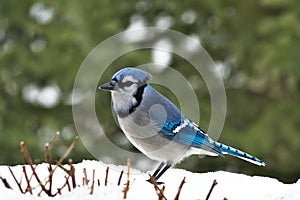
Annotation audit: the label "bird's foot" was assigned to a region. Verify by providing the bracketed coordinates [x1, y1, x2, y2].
[146, 178, 164, 185]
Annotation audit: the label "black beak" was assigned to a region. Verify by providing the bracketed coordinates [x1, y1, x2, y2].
[99, 81, 115, 91]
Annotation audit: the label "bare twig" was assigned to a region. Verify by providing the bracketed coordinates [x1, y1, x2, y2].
[55, 137, 78, 166]
[45, 145, 53, 195]
[20, 141, 33, 165]
[57, 159, 76, 189]
[43, 136, 78, 191]
[174, 177, 186, 200]
[205, 179, 218, 200]
[105, 167, 109, 186]
[68, 159, 76, 189]
[8, 167, 23, 193]
[118, 170, 124, 186]
[44, 143, 51, 163]
[159, 185, 165, 200]
[22, 166, 32, 194]
[123, 159, 131, 199]
[65, 176, 71, 192]
[20, 141, 52, 196]
[0, 176, 12, 189]
[48, 131, 60, 147]
[83, 168, 89, 186]
[90, 169, 95, 195]
[148, 174, 167, 200]
[44, 133, 60, 194]
[54, 175, 71, 196]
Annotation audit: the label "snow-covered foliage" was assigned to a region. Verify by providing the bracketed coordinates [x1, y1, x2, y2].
[0, 160, 299, 200]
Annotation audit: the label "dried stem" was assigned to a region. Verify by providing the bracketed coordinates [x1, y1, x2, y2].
[65, 176, 71, 192]
[20, 141, 33, 165]
[105, 167, 109, 186]
[83, 168, 89, 186]
[159, 185, 165, 200]
[68, 159, 76, 189]
[118, 170, 124, 186]
[0, 176, 12, 189]
[90, 169, 95, 195]
[55, 136, 78, 166]
[44, 143, 51, 163]
[8, 167, 23, 193]
[174, 177, 186, 200]
[48, 131, 60, 147]
[148, 174, 167, 200]
[205, 179, 218, 200]
[22, 166, 32, 194]
[20, 142, 51, 196]
[44, 132, 60, 194]
[123, 159, 131, 199]
[54, 174, 71, 196]
[43, 136, 78, 190]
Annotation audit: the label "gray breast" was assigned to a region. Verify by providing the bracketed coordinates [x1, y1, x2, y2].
[116, 85, 191, 163]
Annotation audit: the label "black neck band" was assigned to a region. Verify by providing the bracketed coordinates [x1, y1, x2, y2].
[129, 84, 147, 114]
[117, 84, 147, 118]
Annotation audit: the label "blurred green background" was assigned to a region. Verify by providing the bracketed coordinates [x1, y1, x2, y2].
[0, 0, 299, 183]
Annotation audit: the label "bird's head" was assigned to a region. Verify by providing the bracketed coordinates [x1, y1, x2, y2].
[100, 67, 151, 95]
[99, 67, 152, 116]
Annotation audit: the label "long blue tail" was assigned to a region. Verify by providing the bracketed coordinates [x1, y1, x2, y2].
[214, 142, 266, 166]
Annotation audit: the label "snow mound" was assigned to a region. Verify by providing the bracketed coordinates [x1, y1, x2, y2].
[0, 160, 299, 200]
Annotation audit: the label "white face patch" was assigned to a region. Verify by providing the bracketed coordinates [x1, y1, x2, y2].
[122, 75, 136, 83]
[118, 75, 138, 93]
[173, 119, 188, 133]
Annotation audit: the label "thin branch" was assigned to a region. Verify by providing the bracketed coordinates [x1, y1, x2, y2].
[105, 167, 109, 186]
[205, 179, 218, 200]
[45, 146, 53, 195]
[123, 159, 131, 199]
[118, 170, 124, 186]
[68, 159, 76, 189]
[44, 143, 51, 163]
[0, 176, 12, 189]
[20, 141, 51, 196]
[44, 133, 60, 195]
[54, 175, 71, 196]
[90, 169, 95, 195]
[22, 166, 32, 194]
[148, 174, 167, 200]
[8, 167, 23, 193]
[58, 159, 76, 189]
[83, 168, 89, 186]
[43, 137, 78, 190]
[159, 185, 165, 200]
[55, 137, 78, 166]
[48, 131, 60, 147]
[174, 177, 186, 200]
[65, 176, 71, 192]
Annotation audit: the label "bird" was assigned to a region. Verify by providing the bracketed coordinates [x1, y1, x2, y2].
[99, 67, 266, 183]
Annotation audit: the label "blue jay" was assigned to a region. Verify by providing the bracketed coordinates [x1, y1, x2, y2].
[100, 67, 265, 182]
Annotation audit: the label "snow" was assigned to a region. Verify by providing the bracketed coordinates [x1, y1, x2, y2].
[0, 160, 299, 200]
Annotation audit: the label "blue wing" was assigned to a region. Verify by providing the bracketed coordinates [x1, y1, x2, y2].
[159, 118, 266, 166]
[159, 118, 223, 155]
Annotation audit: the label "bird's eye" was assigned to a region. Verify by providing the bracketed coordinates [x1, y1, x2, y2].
[110, 80, 117, 86]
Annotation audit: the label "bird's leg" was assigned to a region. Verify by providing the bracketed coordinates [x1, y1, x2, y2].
[147, 162, 172, 184]
[153, 162, 171, 181]
[152, 162, 165, 178]
[147, 162, 165, 184]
